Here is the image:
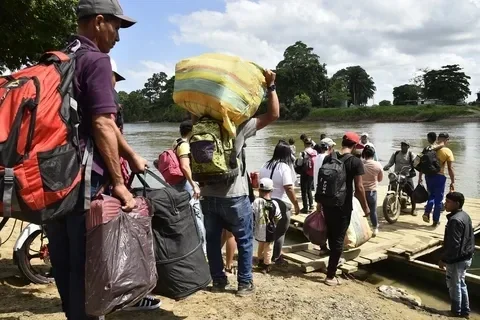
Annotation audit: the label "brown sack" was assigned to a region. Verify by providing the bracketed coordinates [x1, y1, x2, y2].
[85, 203, 157, 317]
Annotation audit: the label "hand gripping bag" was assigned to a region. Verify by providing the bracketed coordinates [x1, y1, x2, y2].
[85, 195, 157, 317]
[412, 183, 429, 204]
[344, 198, 373, 249]
[173, 53, 266, 137]
[303, 209, 327, 247]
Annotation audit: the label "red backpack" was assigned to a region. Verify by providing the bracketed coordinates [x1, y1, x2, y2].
[157, 139, 185, 185]
[0, 49, 83, 223]
[304, 150, 317, 177]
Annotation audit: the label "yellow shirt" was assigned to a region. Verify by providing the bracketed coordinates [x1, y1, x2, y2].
[174, 138, 190, 158]
[436, 147, 454, 175]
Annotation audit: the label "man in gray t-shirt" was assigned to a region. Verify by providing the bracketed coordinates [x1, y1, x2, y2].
[383, 141, 416, 204]
[200, 70, 279, 296]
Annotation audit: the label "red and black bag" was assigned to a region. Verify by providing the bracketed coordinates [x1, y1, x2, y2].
[0, 48, 83, 223]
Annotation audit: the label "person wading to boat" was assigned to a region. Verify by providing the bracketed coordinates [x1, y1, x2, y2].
[315, 132, 370, 286]
[420, 132, 455, 227]
[199, 70, 279, 296]
[439, 191, 475, 318]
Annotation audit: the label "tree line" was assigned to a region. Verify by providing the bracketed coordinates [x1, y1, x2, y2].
[0, 1, 474, 122]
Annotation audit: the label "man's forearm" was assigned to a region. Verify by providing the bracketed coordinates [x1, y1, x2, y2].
[180, 163, 196, 189]
[448, 168, 455, 184]
[355, 185, 368, 211]
[92, 117, 123, 186]
[114, 126, 136, 161]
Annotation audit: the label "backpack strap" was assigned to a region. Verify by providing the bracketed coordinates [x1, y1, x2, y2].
[339, 153, 353, 163]
[173, 138, 185, 152]
[270, 162, 279, 179]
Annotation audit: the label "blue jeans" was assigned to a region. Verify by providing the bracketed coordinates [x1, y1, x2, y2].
[174, 180, 206, 255]
[424, 174, 447, 223]
[201, 195, 253, 286]
[365, 190, 378, 228]
[446, 259, 472, 315]
[45, 173, 105, 320]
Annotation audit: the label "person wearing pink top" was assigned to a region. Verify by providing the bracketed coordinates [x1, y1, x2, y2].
[362, 145, 383, 236]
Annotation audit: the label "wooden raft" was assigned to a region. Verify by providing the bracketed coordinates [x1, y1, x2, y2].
[284, 185, 480, 273]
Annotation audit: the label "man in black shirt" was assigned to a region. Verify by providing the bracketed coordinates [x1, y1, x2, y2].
[317, 132, 370, 286]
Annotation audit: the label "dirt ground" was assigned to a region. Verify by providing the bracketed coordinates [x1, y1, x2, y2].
[0, 221, 458, 320]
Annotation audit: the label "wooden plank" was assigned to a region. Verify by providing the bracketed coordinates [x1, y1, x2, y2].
[387, 247, 406, 255]
[339, 264, 358, 274]
[282, 243, 311, 253]
[345, 260, 358, 267]
[283, 252, 312, 264]
[408, 244, 443, 261]
[361, 252, 388, 263]
[301, 257, 330, 273]
[296, 250, 322, 261]
[353, 257, 372, 265]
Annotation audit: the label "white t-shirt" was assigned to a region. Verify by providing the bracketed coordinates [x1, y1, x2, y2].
[259, 161, 293, 204]
[313, 153, 327, 189]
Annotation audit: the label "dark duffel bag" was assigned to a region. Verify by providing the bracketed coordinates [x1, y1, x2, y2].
[129, 170, 211, 300]
[412, 183, 429, 204]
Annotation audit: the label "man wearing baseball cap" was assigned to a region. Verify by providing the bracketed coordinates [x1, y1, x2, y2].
[315, 132, 369, 286]
[44, 2, 158, 319]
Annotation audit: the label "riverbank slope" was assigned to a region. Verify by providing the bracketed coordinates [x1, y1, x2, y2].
[308, 105, 480, 122]
[0, 220, 450, 320]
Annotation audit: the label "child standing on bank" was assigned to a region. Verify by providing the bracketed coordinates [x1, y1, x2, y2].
[253, 178, 282, 273]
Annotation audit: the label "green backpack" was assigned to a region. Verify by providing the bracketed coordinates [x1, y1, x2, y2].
[189, 117, 239, 184]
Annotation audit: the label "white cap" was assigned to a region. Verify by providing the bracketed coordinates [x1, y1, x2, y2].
[109, 57, 125, 82]
[259, 178, 274, 191]
[361, 132, 369, 138]
[321, 138, 336, 147]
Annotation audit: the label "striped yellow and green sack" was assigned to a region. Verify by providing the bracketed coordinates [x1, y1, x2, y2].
[344, 198, 373, 249]
[173, 53, 266, 137]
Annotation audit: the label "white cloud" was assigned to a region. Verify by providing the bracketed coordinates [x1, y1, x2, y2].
[170, 0, 480, 102]
[116, 60, 175, 93]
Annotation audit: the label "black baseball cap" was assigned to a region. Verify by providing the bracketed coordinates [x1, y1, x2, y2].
[438, 132, 449, 139]
[77, 0, 137, 28]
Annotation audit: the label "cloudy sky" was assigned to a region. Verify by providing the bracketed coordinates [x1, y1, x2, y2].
[114, 0, 480, 103]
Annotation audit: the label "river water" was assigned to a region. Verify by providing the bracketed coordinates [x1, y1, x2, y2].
[124, 121, 480, 197]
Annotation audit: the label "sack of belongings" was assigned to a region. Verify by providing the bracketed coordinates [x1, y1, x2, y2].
[344, 197, 373, 249]
[85, 195, 157, 317]
[130, 170, 211, 300]
[173, 53, 266, 137]
[303, 208, 327, 247]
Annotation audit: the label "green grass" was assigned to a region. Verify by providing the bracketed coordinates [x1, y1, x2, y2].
[307, 105, 480, 122]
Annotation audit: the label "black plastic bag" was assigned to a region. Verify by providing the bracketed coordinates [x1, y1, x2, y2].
[412, 184, 429, 204]
[85, 210, 157, 317]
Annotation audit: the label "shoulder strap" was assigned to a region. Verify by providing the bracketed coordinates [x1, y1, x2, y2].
[266, 200, 276, 223]
[270, 162, 279, 179]
[340, 153, 353, 163]
[409, 151, 413, 164]
[173, 138, 184, 151]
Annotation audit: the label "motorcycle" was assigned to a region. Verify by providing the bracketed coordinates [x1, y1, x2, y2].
[383, 166, 416, 224]
[0, 217, 53, 284]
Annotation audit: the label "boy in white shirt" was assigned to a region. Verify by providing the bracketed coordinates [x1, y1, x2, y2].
[253, 178, 282, 273]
